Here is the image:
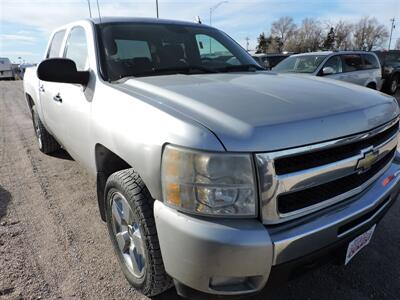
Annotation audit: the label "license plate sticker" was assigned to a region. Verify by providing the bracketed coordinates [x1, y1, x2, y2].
[345, 225, 376, 265]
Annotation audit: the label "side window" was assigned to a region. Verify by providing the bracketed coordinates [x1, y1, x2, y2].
[362, 54, 380, 69]
[195, 34, 237, 62]
[341, 54, 363, 72]
[323, 56, 342, 74]
[64, 27, 89, 71]
[47, 30, 66, 58]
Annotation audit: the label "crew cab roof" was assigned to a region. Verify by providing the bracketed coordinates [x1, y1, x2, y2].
[89, 17, 211, 28]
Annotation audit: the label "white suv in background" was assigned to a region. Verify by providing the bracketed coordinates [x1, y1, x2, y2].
[273, 51, 382, 90]
[0, 57, 14, 80]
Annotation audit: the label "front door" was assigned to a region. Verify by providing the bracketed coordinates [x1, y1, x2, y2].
[56, 25, 92, 165]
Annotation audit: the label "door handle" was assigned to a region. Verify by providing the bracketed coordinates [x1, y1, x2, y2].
[39, 85, 45, 93]
[53, 93, 63, 103]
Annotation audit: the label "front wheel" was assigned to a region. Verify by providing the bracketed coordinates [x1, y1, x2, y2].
[388, 74, 399, 95]
[105, 169, 172, 297]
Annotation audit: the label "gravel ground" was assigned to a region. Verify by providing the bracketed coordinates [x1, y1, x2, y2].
[0, 81, 399, 300]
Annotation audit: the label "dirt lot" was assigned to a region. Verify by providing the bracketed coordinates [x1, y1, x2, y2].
[0, 80, 399, 300]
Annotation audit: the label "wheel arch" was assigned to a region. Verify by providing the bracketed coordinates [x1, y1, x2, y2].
[366, 82, 377, 89]
[95, 143, 133, 221]
[25, 93, 35, 116]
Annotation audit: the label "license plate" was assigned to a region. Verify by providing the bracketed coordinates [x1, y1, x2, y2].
[345, 225, 376, 265]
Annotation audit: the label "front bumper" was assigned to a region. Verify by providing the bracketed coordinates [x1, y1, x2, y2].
[154, 153, 400, 298]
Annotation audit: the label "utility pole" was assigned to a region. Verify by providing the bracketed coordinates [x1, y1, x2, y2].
[245, 37, 250, 51]
[156, 0, 159, 18]
[388, 18, 395, 50]
[86, 0, 92, 18]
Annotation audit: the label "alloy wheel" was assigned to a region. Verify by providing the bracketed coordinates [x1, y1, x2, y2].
[110, 192, 146, 278]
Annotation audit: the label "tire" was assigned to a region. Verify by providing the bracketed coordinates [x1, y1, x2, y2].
[366, 83, 376, 90]
[105, 169, 172, 297]
[388, 74, 399, 95]
[32, 106, 60, 154]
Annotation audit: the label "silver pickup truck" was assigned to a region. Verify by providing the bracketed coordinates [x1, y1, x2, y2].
[23, 18, 400, 299]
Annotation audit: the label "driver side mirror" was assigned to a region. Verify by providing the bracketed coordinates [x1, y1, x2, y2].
[37, 58, 89, 85]
[322, 66, 335, 76]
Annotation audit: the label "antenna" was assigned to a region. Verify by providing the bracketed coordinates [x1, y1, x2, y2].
[156, 0, 159, 18]
[87, 0, 92, 18]
[96, 0, 102, 23]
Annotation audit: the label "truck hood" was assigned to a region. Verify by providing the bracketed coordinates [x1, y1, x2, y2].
[116, 72, 399, 152]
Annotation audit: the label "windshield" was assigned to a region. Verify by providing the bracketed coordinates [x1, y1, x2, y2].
[98, 22, 261, 81]
[273, 55, 326, 73]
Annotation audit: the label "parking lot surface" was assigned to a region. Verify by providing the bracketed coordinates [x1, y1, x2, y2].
[0, 81, 399, 299]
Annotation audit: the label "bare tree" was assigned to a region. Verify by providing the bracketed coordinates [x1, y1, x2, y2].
[271, 16, 296, 51]
[333, 21, 353, 50]
[353, 17, 389, 51]
[286, 18, 323, 52]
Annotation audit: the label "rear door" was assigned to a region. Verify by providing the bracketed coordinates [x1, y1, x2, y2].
[361, 53, 382, 88]
[340, 54, 365, 86]
[39, 29, 67, 140]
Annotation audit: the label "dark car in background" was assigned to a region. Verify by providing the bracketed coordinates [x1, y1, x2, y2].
[374, 50, 400, 95]
[252, 53, 291, 69]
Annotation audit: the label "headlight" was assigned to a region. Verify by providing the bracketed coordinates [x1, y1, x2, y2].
[161, 145, 257, 217]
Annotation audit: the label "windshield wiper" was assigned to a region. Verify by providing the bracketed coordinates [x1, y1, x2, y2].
[112, 65, 218, 81]
[219, 64, 264, 72]
[152, 65, 218, 74]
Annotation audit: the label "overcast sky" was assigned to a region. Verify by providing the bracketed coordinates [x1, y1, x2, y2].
[0, 0, 399, 63]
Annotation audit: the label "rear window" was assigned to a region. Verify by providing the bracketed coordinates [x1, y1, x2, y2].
[267, 56, 288, 68]
[362, 54, 380, 69]
[386, 52, 400, 63]
[341, 54, 363, 72]
[47, 30, 66, 58]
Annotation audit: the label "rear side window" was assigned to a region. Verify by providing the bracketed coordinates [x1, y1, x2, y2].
[47, 30, 66, 58]
[341, 54, 363, 72]
[64, 27, 89, 71]
[362, 54, 379, 69]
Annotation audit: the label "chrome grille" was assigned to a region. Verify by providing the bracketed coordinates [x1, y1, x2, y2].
[255, 118, 399, 224]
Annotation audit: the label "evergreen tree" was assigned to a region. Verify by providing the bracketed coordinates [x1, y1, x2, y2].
[323, 27, 335, 50]
[256, 32, 268, 53]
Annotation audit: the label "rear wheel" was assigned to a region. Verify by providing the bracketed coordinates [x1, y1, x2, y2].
[105, 169, 172, 296]
[32, 106, 60, 154]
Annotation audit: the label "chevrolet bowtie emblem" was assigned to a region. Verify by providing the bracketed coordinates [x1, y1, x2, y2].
[356, 148, 379, 173]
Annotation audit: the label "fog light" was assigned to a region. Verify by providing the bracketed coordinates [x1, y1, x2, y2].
[210, 276, 261, 292]
[210, 276, 247, 287]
